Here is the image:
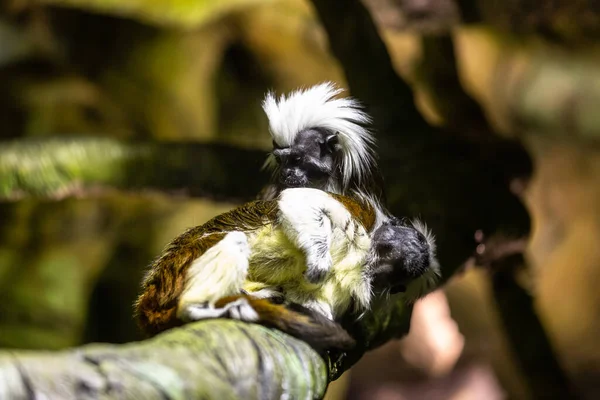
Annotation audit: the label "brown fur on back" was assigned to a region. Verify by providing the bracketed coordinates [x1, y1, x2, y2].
[134, 200, 279, 336]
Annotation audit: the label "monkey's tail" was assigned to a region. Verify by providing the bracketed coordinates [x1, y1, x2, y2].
[134, 284, 184, 337]
[215, 295, 356, 353]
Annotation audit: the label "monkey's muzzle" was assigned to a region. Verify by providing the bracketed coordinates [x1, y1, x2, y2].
[281, 169, 309, 187]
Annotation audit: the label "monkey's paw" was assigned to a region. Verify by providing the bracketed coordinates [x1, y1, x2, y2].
[182, 298, 259, 323]
[305, 253, 332, 284]
[222, 297, 260, 322]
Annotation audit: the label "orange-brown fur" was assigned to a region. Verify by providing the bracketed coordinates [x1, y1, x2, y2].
[329, 193, 376, 232]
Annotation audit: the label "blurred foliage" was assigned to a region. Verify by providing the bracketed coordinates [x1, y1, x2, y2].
[0, 137, 268, 201]
[37, 0, 277, 28]
[364, 0, 600, 44]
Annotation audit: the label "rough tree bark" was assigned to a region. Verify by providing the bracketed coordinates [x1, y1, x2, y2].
[0, 320, 328, 399]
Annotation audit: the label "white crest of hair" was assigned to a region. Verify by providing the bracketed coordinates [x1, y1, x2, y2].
[262, 81, 377, 189]
[403, 218, 441, 303]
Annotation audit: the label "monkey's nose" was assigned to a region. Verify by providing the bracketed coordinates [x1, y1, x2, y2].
[282, 168, 308, 187]
[284, 168, 304, 179]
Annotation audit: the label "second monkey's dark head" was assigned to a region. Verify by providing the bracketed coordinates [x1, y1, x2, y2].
[370, 218, 440, 302]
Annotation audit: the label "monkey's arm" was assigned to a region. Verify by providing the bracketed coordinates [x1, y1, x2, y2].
[277, 188, 357, 283]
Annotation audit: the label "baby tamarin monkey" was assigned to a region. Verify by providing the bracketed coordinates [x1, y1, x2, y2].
[135, 188, 427, 351]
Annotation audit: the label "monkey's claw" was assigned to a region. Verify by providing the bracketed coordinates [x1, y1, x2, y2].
[183, 304, 226, 321]
[182, 298, 259, 323]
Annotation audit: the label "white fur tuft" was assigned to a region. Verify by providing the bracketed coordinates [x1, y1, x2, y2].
[403, 219, 441, 302]
[262, 82, 376, 189]
[177, 231, 250, 321]
[411, 219, 438, 257]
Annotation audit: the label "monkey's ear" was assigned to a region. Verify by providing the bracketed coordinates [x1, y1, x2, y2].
[325, 132, 341, 152]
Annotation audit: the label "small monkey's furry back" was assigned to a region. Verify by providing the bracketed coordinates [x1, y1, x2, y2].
[134, 200, 280, 335]
[263, 82, 377, 189]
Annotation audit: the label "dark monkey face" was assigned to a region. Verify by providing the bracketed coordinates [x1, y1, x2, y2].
[272, 128, 341, 189]
[370, 219, 431, 295]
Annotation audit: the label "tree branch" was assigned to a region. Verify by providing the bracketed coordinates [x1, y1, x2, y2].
[416, 35, 495, 141]
[0, 319, 328, 399]
[363, 0, 600, 43]
[310, 0, 430, 135]
[491, 261, 579, 398]
[0, 137, 268, 202]
[463, 232, 580, 397]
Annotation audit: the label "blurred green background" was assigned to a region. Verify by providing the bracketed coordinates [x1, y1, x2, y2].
[1, 0, 599, 398]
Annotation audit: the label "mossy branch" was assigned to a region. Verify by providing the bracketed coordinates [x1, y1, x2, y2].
[0, 137, 268, 202]
[0, 320, 328, 399]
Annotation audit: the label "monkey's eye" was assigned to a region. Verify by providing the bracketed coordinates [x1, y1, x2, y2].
[323, 133, 340, 153]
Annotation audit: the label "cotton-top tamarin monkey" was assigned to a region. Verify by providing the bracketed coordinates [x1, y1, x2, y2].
[261, 82, 440, 300]
[134, 188, 433, 352]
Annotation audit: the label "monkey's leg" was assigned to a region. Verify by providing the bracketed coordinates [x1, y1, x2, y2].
[214, 295, 356, 353]
[277, 188, 352, 283]
[176, 231, 252, 322]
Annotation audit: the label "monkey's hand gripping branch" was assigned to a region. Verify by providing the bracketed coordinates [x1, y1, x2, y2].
[277, 188, 355, 284]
